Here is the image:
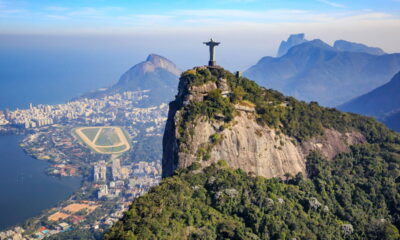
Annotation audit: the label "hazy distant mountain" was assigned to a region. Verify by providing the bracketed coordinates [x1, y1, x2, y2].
[384, 112, 400, 132]
[339, 71, 400, 117]
[277, 33, 308, 57]
[339, 71, 400, 131]
[334, 40, 385, 55]
[83, 54, 180, 105]
[245, 38, 400, 106]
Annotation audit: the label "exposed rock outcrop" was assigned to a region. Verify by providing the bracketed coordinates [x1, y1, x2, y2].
[162, 67, 366, 178]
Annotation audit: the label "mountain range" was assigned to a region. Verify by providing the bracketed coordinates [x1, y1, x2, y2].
[245, 34, 400, 107]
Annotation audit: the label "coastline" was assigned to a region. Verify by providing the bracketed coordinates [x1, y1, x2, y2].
[0, 90, 166, 239]
[0, 134, 82, 232]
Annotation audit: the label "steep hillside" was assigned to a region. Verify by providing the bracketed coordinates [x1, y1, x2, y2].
[334, 40, 385, 55]
[162, 67, 394, 179]
[106, 143, 400, 240]
[105, 66, 400, 240]
[339, 71, 400, 121]
[245, 39, 400, 106]
[82, 54, 180, 105]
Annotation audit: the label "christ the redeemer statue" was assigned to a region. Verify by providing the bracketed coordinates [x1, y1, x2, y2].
[204, 38, 220, 67]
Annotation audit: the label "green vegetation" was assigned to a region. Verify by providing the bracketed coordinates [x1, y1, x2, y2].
[105, 133, 400, 239]
[81, 127, 100, 142]
[196, 133, 224, 161]
[104, 67, 400, 239]
[95, 128, 121, 146]
[96, 145, 127, 153]
[176, 67, 397, 143]
[131, 135, 162, 163]
[76, 126, 130, 154]
[45, 229, 102, 240]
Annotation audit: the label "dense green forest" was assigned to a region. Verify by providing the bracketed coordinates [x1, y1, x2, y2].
[104, 67, 400, 239]
[105, 140, 400, 239]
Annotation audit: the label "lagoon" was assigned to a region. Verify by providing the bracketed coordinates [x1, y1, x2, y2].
[0, 134, 81, 231]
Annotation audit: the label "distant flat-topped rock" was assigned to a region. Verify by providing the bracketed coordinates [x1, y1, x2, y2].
[277, 33, 308, 57]
[334, 40, 385, 55]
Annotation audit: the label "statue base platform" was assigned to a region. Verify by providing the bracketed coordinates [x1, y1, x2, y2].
[206, 65, 222, 69]
[208, 61, 217, 66]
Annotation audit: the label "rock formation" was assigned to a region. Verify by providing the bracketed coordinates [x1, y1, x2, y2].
[81, 54, 181, 105]
[277, 33, 308, 57]
[333, 40, 385, 55]
[162, 67, 366, 178]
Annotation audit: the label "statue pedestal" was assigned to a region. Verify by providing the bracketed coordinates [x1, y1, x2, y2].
[208, 60, 216, 66]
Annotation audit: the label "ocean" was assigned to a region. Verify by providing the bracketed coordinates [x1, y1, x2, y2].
[0, 48, 134, 110]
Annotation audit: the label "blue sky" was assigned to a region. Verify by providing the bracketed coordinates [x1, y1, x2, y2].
[0, 0, 400, 108]
[1, 0, 400, 34]
[1, 0, 400, 70]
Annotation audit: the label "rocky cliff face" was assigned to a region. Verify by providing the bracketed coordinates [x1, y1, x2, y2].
[162, 67, 366, 178]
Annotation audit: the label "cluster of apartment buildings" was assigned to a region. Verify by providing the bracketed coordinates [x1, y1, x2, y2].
[93, 159, 160, 200]
[2, 90, 151, 129]
[0, 90, 169, 239]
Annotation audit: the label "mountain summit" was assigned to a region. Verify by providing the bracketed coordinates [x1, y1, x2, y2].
[82, 54, 180, 105]
[245, 37, 400, 106]
[333, 40, 385, 55]
[276, 33, 308, 57]
[142, 54, 181, 76]
[110, 54, 180, 104]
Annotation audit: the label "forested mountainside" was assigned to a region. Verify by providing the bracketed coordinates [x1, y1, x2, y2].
[105, 142, 400, 240]
[105, 67, 400, 240]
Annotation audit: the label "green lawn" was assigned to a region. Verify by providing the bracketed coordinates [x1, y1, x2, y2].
[95, 128, 121, 146]
[81, 128, 100, 142]
[96, 145, 127, 153]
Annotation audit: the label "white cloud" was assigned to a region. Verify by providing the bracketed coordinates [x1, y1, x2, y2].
[46, 6, 70, 11]
[173, 9, 398, 24]
[116, 14, 174, 26]
[0, 0, 26, 16]
[45, 14, 68, 20]
[176, 9, 309, 18]
[317, 0, 346, 8]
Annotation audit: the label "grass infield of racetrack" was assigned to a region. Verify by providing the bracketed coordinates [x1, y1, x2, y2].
[74, 126, 130, 155]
